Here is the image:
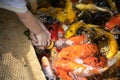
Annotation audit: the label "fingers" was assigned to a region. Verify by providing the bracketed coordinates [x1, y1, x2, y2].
[33, 40, 48, 49]
[47, 33, 52, 46]
[30, 31, 52, 50]
[30, 32, 38, 42]
[31, 39, 39, 46]
[41, 41, 48, 47]
[37, 40, 51, 50]
[37, 46, 44, 50]
[32, 40, 45, 50]
[47, 39, 51, 47]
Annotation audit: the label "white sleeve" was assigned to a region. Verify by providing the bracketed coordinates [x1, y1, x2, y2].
[0, 0, 28, 13]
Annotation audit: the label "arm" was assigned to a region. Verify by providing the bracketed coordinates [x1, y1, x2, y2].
[0, 0, 51, 49]
[15, 10, 51, 49]
[16, 10, 43, 34]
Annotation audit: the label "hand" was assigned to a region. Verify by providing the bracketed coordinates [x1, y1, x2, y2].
[30, 30, 51, 50]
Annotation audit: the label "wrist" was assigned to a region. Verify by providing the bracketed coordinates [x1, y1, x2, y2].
[34, 29, 44, 35]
